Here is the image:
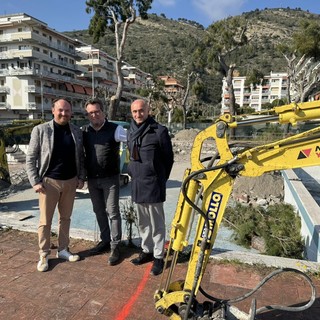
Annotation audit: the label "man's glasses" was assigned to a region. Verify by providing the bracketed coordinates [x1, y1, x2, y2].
[86, 110, 101, 116]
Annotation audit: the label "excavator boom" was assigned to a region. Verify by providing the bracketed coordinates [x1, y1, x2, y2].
[154, 101, 320, 319]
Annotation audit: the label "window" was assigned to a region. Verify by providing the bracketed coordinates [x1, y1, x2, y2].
[18, 45, 29, 50]
[19, 62, 28, 68]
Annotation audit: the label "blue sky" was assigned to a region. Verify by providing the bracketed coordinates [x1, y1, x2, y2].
[1, 0, 320, 32]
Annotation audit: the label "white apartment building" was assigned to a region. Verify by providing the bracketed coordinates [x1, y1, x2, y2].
[0, 13, 150, 122]
[222, 72, 289, 112]
[77, 45, 117, 98]
[0, 13, 90, 121]
[77, 46, 150, 117]
[120, 62, 151, 107]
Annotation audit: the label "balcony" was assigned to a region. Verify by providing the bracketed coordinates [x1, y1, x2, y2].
[78, 57, 115, 72]
[26, 103, 37, 110]
[0, 102, 9, 109]
[0, 31, 78, 56]
[0, 86, 10, 93]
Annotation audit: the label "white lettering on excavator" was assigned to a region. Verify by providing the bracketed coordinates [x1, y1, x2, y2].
[200, 192, 223, 240]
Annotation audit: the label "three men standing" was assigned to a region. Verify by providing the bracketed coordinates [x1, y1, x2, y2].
[27, 96, 173, 275]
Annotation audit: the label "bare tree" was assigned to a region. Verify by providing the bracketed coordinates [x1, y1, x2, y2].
[284, 19, 320, 102]
[206, 17, 249, 116]
[204, 17, 250, 138]
[180, 72, 196, 129]
[285, 54, 320, 102]
[86, 0, 152, 120]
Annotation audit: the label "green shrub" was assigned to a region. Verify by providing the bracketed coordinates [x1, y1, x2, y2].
[224, 203, 304, 259]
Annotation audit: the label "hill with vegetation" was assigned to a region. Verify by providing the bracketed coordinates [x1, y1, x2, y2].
[65, 8, 320, 106]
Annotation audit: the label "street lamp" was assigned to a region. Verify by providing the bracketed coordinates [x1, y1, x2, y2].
[91, 50, 94, 97]
[40, 75, 44, 119]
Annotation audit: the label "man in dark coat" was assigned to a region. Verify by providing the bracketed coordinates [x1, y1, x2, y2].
[128, 99, 174, 276]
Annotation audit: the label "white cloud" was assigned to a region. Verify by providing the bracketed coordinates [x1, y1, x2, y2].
[155, 0, 176, 6]
[193, 0, 246, 22]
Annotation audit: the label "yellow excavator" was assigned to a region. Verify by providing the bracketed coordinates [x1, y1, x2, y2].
[154, 101, 320, 319]
[0, 119, 43, 187]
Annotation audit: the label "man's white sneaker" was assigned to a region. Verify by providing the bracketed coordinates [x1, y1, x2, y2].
[37, 255, 49, 272]
[56, 249, 80, 262]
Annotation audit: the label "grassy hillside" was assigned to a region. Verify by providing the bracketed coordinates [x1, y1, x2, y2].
[65, 8, 320, 105]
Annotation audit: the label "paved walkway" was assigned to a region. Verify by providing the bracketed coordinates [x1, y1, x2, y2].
[0, 228, 320, 320]
[0, 161, 256, 253]
[1, 161, 320, 319]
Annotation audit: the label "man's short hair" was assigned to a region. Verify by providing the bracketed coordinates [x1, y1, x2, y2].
[84, 98, 105, 112]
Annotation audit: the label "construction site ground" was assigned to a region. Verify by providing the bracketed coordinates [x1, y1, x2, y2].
[0, 228, 320, 320]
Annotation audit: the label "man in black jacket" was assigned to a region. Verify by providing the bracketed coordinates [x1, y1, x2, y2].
[128, 99, 174, 276]
[82, 98, 127, 265]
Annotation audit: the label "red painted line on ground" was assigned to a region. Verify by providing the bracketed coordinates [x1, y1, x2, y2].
[114, 263, 153, 320]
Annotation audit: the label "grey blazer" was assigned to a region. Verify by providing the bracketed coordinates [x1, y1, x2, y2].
[26, 119, 85, 187]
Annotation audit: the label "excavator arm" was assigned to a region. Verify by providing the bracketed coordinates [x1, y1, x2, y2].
[154, 101, 320, 319]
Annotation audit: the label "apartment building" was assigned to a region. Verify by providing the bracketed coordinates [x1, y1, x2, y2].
[222, 72, 288, 112]
[0, 13, 91, 121]
[0, 13, 150, 122]
[158, 76, 184, 96]
[121, 63, 152, 103]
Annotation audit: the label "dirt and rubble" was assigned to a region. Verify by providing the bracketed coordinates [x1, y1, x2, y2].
[172, 128, 284, 206]
[0, 163, 30, 199]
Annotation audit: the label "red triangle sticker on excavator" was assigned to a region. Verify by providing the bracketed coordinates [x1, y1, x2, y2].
[298, 148, 312, 159]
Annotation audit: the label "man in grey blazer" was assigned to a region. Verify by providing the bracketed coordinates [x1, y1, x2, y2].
[26, 98, 85, 272]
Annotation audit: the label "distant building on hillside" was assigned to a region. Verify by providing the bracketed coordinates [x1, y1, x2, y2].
[222, 72, 289, 112]
[158, 75, 184, 96]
